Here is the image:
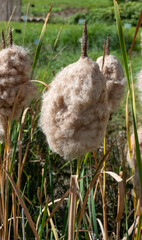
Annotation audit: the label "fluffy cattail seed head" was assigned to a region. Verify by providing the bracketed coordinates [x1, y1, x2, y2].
[96, 55, 125, 113]
[39, 23, 109, 159]
[127, 128, 142, 203]
[0, 44, 37, 128]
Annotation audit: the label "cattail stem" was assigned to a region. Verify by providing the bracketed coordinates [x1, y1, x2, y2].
[68, 175, 78, 240]
[8, 27, 12, 47]
[103, 129, 108, 240]
[101, 41, 106, 70]
[81, 21, 87, 58]
[106, 34, 109, 56]
[1, 30, 5, 49]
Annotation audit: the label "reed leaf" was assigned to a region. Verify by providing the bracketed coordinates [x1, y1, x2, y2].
[39, 200, 48, 240]
[125, 91, 132, 159]
[31, 4, 53, 79]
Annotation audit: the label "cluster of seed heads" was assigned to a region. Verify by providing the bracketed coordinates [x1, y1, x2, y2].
[96, 35, 125, 113]
[39, 22, 109, 159]
[0, 28, 37, 139]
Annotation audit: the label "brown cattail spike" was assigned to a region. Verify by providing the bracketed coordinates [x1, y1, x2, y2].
[8, 27, 12, 47]
[81, 21, 87, 58]
[101, 41, 105, 70]
[106, 34, 109, 56]
[1, 30, 5, 49]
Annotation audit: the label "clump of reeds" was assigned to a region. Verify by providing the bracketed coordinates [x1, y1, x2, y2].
[39, 22, 109, 159]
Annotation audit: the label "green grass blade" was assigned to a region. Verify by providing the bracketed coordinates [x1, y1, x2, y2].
[31, 4, 53, 79]
[113, 0, 130, 91]
[125, 91, 132, 158]
[80, 168, 88, 240]
[39, 200, 48, 240]
[132, 113, 142, 197]
[130, 9, 142, 60]
[90, 188, 98, 237]
[48, 157, 59, 239]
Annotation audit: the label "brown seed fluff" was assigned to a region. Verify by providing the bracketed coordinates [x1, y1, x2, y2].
[127, 128, 142, 203]
[39, 56, 109, 159]
[0, 45, 37, 126]
[96, 55, 125, 113]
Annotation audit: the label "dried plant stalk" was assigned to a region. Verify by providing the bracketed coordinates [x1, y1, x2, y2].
[68, 175, 78, 240]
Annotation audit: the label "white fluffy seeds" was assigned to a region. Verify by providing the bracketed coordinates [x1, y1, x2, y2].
[39, 56, 109, 159]
[96, 55, 125, 113]
[0, 45, 37, 132]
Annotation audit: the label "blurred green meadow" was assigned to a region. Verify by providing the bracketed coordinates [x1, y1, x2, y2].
[0, 0, 142, 239]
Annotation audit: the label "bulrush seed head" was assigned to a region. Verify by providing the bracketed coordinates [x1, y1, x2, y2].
[127, 128, 142, 203]
[39, 22, 109, 160]
[96, 36, 125, 113]
[0, 33, 37, 131]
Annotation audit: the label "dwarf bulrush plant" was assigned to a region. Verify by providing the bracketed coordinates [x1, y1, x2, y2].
[39, 22, 109, 159]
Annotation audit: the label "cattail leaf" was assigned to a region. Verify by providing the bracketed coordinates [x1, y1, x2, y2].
[2, 167, 40, 240]
[103, 171, 124, 222]
[90, 188, 98, 236]
[130, 9, 142, 60]
[31, 4, 53, 78]
[39, 200, 48, 240]
[113, 0, 130, 90]
[6, 7, 16, 31]
[126, 91, 132, 159]
[76, 176, 92, 239]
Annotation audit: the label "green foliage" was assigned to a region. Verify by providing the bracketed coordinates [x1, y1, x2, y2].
[22, 0, 113, 15]
[67, 2, 142, 26]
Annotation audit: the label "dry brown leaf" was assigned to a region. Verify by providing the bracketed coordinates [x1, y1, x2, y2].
[2, 167, 40, 240]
